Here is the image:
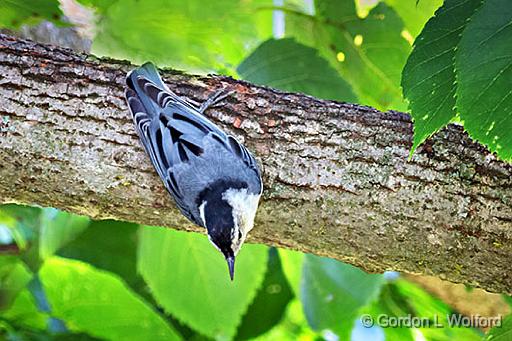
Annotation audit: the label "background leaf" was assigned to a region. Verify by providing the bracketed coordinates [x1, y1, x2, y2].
[238, 38, 357, 102]
[58, 220, 141, 288]
[39, 209, 90, 259]
[89, 0, 272, 73]
[137, 227, 268, 339]
[235, 248, 293, 340]
[311, 1, 411, 110]
[401, 0, 483, 153]
[39, 257, 180, 341]
[455, 0, 512, 161]
[0, 289, 48, 331]
[0, 0, 64, 29]
[301, 254, 384, 340]
[385, 0, 443, 38]
[0, 257, 32, 310]
[278, 249, 304, 297]
[485, 314, 512, 340]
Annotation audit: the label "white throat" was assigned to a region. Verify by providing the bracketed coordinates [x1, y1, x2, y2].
[222, 187, 260, 253]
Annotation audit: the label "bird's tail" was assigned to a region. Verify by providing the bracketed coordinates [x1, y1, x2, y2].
[125, 62, 169, 117]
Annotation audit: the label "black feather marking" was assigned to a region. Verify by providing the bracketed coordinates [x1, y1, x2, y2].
[128, 97, 145, 116]
[228, 136, 242, 157]
[162, 95, 173, 108]
[125, 88, 136, 98]
[157, 91, 170, 107]
[180, 138, 204, 156]
[169, 126, 182, 143]
[177, 143, 189, 162]
[166, 171, 182, 199]
[168, 171, 180, 194]
[155, 129, 169, 169]
[173, 112, 209, 134]
[211, 133, 227, 148]
[143, 82, 163, 104]
[159, 113, 169, 127]
[126, 73, 135, 90]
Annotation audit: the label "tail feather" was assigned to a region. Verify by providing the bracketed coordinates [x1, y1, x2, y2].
[125, 62, 192, 121]
[125, 62, 167, 118]
[126, 62, 167, 91]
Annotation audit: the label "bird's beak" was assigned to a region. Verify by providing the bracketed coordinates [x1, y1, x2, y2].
[226, 256, 235, 281]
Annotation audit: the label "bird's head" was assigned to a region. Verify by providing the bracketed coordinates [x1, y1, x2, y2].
[198, 180, 260, 280]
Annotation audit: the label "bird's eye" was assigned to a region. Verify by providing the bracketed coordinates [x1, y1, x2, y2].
[238, 230, 242, 240]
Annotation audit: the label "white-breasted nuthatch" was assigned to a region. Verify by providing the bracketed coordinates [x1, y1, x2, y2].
[125, 62, 262, 280]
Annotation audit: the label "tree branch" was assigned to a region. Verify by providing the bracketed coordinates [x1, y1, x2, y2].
[0, 34, 510, 293]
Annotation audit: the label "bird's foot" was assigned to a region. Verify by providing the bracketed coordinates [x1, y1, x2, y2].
[198, 88, 235, 114]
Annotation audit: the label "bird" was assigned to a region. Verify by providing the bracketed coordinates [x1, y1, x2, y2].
[124, 62, 262, 280]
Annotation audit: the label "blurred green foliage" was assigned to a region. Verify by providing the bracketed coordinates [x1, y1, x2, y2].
[1, 0, 511, 340]
[0, 203, 506, 340]
[0, 0, 64, 29]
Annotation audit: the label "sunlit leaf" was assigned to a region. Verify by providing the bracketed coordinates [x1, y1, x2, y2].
[401, 0, 483, 154]
[301, 255, 384, 340]
[39, 209, 90, 259]
[138, 227, 268, 339]
[385, 0, 443, 38]
[455, 0, 512, 161]
[40, 257, 180, 341]
[238, 38, 357, 102]
[277, 248, 303, 297]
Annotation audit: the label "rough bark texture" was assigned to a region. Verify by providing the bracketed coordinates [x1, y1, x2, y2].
[0, 34, 510, 293]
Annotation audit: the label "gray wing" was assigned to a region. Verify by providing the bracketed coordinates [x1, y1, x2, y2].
[125, 63, 261, 223]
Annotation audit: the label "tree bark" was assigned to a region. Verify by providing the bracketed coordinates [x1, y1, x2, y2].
[0, 34, 510, 294]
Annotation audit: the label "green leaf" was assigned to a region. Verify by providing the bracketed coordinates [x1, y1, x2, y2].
[58, 220, 141, 288]
[90, 0, 272, 73]
[301, 255, 384, 340]
[250, 299, 318, 340]
[1, 289, 48, 330]
[235, 248, 293, 340]
[138, 227, 268, 339]
[455, 0, 512, 161]
[277, 248, 304, 297]
[486, 314, 512, 340]
[0, 0, 64, 29]
[0, 256, 32, 310]
[401, 0, 483, 154]
[385, 0, 443, 38]
[311, 1, 411, 110]
[39, 209, 90, 259]
[39, 257, 180, 341]
[237, 38, 357, 102]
